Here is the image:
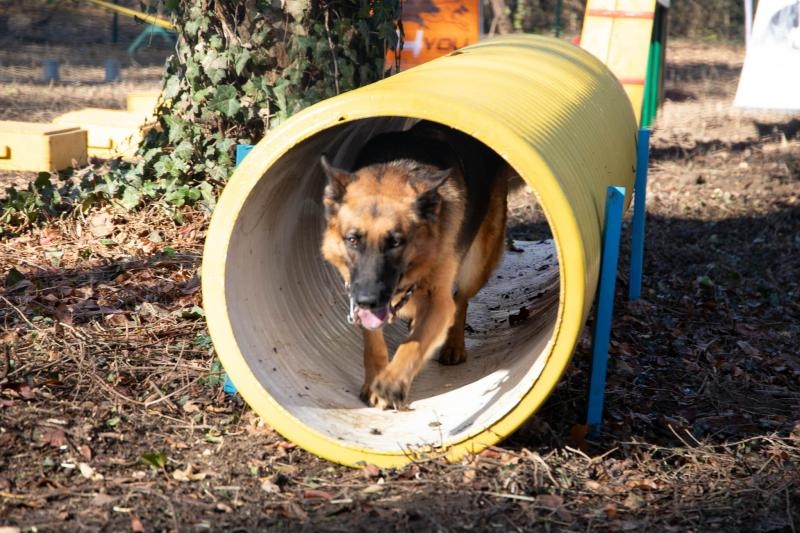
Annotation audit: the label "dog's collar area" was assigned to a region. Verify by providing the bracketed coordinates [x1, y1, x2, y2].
[390, 284, 416, 319]
[344, 283, 417, 327]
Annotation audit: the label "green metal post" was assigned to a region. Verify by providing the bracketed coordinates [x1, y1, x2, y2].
[641, 4, 666, 127]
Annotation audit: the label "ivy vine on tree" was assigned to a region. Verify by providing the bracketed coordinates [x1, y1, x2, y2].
[111, 0, 402, 210]
[1, 0, 401, 230]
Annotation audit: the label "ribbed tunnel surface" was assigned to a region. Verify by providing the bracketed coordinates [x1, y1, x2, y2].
[202, 35, 638, 467]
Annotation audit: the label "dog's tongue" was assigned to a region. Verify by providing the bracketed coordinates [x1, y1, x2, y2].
[357, 307, 389, 330]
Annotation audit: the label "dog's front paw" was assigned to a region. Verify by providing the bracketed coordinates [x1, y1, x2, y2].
[360, 381, 376, 406]
[438, 343, 467, 365]
[369, 370, 410, 410]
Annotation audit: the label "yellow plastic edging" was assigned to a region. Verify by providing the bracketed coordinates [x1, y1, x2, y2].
[202, 34, 637, 467]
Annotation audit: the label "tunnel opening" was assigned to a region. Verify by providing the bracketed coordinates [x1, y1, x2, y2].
[220, 117, 562, 453]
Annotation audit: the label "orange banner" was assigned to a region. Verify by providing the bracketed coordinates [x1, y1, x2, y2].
[389, 0, 482, 71]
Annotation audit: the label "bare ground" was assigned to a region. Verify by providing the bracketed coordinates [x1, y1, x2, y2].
[1, 6, 799, 532]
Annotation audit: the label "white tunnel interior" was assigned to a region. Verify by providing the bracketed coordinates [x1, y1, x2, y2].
[222, 117, 563, 453]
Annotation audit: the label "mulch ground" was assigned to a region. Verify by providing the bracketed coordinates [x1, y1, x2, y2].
[1, 8, 799, 532]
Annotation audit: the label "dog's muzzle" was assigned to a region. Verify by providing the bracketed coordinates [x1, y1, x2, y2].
[346, 283, 416, 329]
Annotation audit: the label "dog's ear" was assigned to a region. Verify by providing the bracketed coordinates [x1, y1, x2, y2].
[320, 155, 354, 215]
[413, 168, 451, 223]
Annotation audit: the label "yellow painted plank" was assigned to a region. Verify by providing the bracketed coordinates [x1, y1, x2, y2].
[0, 120, 87, 172]
[53, 108, 153, 158]
[126, 91, 161, 120]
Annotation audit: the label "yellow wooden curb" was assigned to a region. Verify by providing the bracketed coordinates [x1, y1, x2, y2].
[202, 34, 638, 467]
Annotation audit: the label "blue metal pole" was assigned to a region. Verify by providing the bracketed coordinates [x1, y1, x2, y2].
[222, 144, 254, 396]
[235, 143, 254, 165]
[586, 186, 626, 429]
[628, 127, 651, 301]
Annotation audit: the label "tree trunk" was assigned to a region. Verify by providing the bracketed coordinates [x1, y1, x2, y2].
[123, 0, 399, 208]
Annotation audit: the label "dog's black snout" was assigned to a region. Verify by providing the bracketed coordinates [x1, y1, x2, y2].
[351, 251, 399, 309]
[354, 290, 381, 309]
[354, 292, 378, 309]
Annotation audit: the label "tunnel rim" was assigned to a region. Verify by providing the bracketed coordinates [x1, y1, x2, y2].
[201, 34, 631, 467]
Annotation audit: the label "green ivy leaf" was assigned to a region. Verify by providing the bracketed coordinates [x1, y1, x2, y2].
[173, 140, 195, 162]
[141, 451, 167, 469]
[119, 186, 143, 210]
[201, 49, 229, 84]
[234, 48, 252, 76]
[207, 85, 241, 117]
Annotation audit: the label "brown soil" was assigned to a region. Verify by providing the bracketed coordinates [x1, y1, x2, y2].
[1, 5, 799, 533]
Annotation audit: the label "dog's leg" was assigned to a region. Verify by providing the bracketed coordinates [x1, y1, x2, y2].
[370, 288, 456, 409]
[361, 329, 389, 405]
[440, 173, 509, 365]
[439, 292, 470, 365]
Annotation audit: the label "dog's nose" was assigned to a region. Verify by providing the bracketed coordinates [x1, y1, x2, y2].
[354, 292, 380, 309]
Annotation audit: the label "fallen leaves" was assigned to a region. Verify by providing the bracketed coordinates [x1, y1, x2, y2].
[86, 211, 116, 239]
[38, 427, 67, 448]
[172, 464, 212, 482]
[303, 488, 334, 500]
[78, 462, 104, 481]
[2, 52, 800, 532]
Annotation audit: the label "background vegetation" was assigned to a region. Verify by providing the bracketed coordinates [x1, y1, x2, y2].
[504, 0, 752, 40]
[0, 0, 755, 226]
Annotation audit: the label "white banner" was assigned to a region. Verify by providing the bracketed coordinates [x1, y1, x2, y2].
[734, 0, 800, 110]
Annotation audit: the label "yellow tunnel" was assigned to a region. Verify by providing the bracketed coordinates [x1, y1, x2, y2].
[202, 34, 638, 467]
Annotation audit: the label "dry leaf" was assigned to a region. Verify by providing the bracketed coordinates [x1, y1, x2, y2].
[91, 493, 115, 506]
[79, 462, 104, 480]
[40, 428, 67, 447]
[361, 464, 381, 480]
[736, 340, 759, 356]
[626, 478, 659, 491]
[623, 492, 645, 510]
[279, 501, 308, 521]
[303, 489, 333, 500]
[172, 464, 210, 482]
[88, 212, 115, 238]
[182, 401, 201, 413]
[536, 493, 564, 510]
[18, 384, 36, 400]
[104, 313, 132, 327]
[462, 467, 477, 485]
[130, 515, 145, 533]
[584, 479, 613, 495]
[261, 478, 281, 493]
[568, 424, 589, 451]
[272, 463, 299, 476]
[362, 483, 385, 494]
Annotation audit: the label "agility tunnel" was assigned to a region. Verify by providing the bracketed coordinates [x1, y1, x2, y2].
[202, 34, 638, 467]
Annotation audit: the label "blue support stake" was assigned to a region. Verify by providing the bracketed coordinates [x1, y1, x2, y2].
[586, 186, 626, 430]
[628, 127, 651, 301]
[221, 144, 254, 396]
[236, 144, 254, 165]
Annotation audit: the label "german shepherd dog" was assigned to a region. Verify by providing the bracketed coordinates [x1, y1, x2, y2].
[320, 121, 509, 409]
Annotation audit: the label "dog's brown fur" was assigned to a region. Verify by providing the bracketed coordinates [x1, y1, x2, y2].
[320, 121, 509, 409]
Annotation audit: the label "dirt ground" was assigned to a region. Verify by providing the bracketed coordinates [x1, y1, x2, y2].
[2, 3, 800, 533]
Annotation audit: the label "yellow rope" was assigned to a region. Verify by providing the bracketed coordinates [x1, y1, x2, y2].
[85, 0, 175, 30]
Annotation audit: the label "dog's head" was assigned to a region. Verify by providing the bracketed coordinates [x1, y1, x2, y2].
[320, 155, 451, 330]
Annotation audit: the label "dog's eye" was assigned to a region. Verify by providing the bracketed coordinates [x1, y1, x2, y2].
[387, 234, 405, 249]
[344, 233, 361, 248]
